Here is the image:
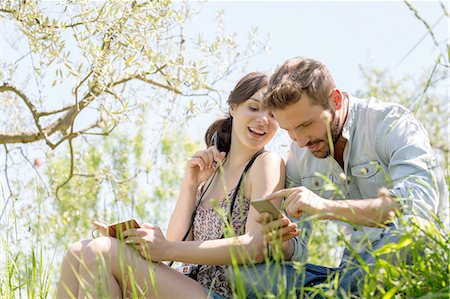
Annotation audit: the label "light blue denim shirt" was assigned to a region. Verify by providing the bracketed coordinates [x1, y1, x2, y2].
[289, 95, 449, 262]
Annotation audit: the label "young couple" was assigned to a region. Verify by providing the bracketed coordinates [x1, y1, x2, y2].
[57, 57, 448, 298]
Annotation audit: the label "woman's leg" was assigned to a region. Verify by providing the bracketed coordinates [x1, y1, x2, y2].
[56, 239, 91, 299]
[77, 236, 208, 299]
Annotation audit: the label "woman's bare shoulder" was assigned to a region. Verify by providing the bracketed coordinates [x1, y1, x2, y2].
[256, 151, 284, 165]
[246, 151, 285, 198]
[251, 151, 285, 175]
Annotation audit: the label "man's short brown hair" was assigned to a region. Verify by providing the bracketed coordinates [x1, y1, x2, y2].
[264, 57, 336, 110]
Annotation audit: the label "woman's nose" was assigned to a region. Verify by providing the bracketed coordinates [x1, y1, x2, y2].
[257, 113, 269, 124]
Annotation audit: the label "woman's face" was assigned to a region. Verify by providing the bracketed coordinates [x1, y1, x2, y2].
[230, 88, 279, 151]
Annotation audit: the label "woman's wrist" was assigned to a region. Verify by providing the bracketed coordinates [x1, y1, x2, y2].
[162, 240, 175, 261]
[282, 238, 296, 261]
[180, 178, 199, 192]
[164, 240, 182, 262]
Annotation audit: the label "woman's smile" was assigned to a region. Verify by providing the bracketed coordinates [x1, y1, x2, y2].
[248, 127, 266, 138]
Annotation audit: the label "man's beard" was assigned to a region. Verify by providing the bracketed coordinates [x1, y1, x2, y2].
[309, 111, 341, 158]
[330, 114, 341, 144]
[323, 112, 341, 156]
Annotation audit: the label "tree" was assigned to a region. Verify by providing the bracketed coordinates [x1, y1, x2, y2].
[0, 2, 266, 296]
[0, 1, 265, 198]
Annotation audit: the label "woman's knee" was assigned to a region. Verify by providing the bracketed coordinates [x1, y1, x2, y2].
[82, 236, 117, 263]
[65, 239, 91, 261]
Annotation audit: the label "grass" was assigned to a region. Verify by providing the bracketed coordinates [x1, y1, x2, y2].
[1, 204, 449, 298]
[1, 146, 449, 298]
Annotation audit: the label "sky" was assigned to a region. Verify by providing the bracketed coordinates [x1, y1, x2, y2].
[187, 1, 446, 89]
[183, 1, 448, 151]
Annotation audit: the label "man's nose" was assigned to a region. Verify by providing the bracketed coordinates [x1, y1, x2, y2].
[296, 133, 309, 148]
[287, 131, 308, 147]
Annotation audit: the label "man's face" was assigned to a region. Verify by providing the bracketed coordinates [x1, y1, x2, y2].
[272, 94, 339, 158]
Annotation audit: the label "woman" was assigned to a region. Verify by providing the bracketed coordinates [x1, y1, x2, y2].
[56, 72, 296, 298]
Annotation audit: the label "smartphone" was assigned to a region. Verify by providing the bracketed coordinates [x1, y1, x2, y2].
[93, 219, 141, 238]
[251, 198, 283, 220]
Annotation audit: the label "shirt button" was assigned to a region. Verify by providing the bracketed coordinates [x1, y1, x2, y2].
[314, 181, 320, 187]
[353, 227, 358, 231]
[360, 167, 369, 174]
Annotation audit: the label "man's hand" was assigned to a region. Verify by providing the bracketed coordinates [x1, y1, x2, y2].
[265, 187, 327, 219]
[256, 213, 300, 244]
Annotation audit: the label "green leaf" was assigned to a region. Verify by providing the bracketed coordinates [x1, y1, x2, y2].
[382, 287, 398, 299]
[125, 55, 135, 66]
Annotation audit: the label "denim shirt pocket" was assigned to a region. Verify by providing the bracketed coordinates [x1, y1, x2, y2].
[302, 175, 333, 199]
[350, 161, 385, 198]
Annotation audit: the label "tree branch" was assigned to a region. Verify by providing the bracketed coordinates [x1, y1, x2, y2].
[136, 75, 182, 94]
[16, 146, 51, 196]
[0, 145, 16, 220]
[0, 83, 55, 147]
[72, 170, 145, 185]
[0, 83, 100, 146]
[51, 121, 102, 149]
[55, 135, 74, 200]
[38, 105, 74, 117]
[0, 3, 106, 30]
[0, 2, 213, 147]
[2, 145, 15, 200]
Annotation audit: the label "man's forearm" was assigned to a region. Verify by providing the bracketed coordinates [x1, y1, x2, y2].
[320, 196, 400, 227]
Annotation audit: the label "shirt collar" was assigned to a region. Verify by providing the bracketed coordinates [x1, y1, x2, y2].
[341, 92, 356, 141]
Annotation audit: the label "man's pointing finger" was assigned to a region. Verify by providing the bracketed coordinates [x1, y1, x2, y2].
[264, 188, 294, 201]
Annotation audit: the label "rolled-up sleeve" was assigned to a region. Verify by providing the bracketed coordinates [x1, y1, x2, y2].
[376, 106, 448, 227]
[288, 215, 311, 262]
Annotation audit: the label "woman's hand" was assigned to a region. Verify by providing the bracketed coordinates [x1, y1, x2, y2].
[123, 223, 169, 262]
[256, 213, 300, 244]
[184, 146, 226, 187]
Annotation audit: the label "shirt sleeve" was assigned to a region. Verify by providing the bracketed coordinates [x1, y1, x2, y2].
[285, 143, 313, 262]
[376, 105, 448, 227]
[288, 214, 312, 262]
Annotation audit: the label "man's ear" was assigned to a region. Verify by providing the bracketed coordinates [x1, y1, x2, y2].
[331, 88, 343, 110]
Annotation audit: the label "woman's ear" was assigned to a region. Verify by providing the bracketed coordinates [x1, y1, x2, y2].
[229, 104, 236, 117]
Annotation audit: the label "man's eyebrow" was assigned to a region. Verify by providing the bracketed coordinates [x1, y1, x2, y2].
[296, 118, 313, 128]
[281, 119, 310, 131]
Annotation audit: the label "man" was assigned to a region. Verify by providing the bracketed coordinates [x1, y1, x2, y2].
[241, 57, 448, 297]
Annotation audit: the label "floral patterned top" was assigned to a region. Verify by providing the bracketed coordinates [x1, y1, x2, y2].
[190, 188, 250, 298]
